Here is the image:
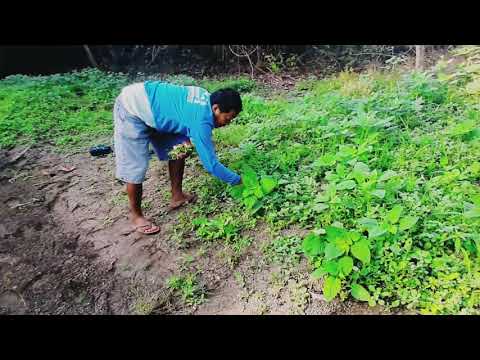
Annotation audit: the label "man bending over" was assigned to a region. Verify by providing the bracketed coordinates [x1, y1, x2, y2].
[114, 81, 242, 234]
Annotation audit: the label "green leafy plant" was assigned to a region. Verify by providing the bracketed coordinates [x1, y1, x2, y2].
[192, 214, 239, 242]
[358, 205, 419, 240]
[230, 165, 278, 214]
[166, 273, 205, 306]
[168, 142, 195, 160]
[263, 236, 303, 265]
[303, 226, 374, 304]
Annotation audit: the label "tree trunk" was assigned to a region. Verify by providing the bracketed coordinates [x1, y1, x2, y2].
[256, 46, 263, 68]
[83, 45, 99, 68]
[415, 45, 425, 71]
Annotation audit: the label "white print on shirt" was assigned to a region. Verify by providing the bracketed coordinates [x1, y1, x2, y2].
[187, 86, 209, 106]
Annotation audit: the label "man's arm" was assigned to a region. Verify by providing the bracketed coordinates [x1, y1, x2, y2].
[189, 125, 241, 185]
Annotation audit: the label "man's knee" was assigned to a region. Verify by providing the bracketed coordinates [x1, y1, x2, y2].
[115, 160, 149, 184]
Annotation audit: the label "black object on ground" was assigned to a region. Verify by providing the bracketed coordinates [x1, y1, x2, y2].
[89, 145, 113, 157]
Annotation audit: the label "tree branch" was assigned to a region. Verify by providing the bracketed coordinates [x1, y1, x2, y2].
[83, 45, 99, 68]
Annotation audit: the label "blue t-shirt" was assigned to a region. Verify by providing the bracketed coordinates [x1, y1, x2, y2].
[144, 81, 241, 185]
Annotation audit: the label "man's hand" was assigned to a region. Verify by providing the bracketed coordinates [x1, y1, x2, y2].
[171, 141, 194, 160]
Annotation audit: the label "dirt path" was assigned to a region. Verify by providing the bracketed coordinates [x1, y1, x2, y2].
[0, 144, 391, 315]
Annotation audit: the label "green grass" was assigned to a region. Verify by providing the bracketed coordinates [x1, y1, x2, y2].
[163, 74, 257, 93]
[3, 48, 480, 314]
[0, 69, 128, 149]
[0, 70, 256, 149]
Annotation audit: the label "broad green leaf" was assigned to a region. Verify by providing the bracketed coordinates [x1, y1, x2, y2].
[253, 186, 264, 199]
[464, 200, 480, 219]
[302, 233, 324, 257]
[251, 200, 263, 214]
[347, 231, 361, 243]
[323, 276, 341, 302]
[440, 156, 449, 167]
[325, 226, 348, 241]
[334, 238, 350, 253]
[336, 145, 356, 160]
[358, 218, 386, 238]
[316, 193, 330, 203]
[353, 161, 370, 175]
[336, 163, 347, 178]
[358, 218, 379, 230]
[337, 180, 356, 190]
[325, 183, 337, 198]
[311, 268, 325, 280]
[371, 189, 386, 199]
[351, 239, 371, 264]
[452, 120, 476, 136]
[323, 260, 340, 276]
[243, 195, 257, 209]
[242, 187, 256, 197]
[463, 239, 477, 255]
[326, 226, 349, 242]
[464, 201, 478, 213]
[464, 128, 480, 142]
[385, 223, 397, 235]
[260, 176, 277, 194]
[352, 171, 366, 184]
[386, 205, 403, 224]
[230, 184, 244, 200]
[463, 207, 480, 219]
[399, 216, 419, 231]
[351, 283, 371, 302]
[368, 225, 387, 239]
[324, 243, 344, 260]
[316, 153, 336, 167]
[379, 170, 397, 182]
[338, 256, 353, 276]
[242, 166, 259, 189]
[325, 173, 340, 182]
[313, 203, 329, 212]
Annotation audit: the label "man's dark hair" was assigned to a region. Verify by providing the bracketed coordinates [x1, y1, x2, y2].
[210, 88, 243, 114]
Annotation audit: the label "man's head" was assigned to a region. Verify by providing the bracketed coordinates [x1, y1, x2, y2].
[210, 88, 242, 128]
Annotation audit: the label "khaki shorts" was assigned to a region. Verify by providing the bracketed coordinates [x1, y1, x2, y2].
[113, 96, 188, 184]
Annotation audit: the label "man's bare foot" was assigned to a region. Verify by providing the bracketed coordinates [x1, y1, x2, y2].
[169, 192, 197, 211]
[131, 215, 160, 235]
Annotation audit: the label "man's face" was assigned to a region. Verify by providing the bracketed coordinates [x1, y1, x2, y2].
[212, 104, 238, 128]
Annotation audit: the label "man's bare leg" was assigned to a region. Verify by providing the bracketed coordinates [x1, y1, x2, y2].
[168, 158, 195, 209]
[126, 182, 159, 234]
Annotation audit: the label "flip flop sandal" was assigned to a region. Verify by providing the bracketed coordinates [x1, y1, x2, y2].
[135, 223, 160, 235]
[167, 194, 197, 212]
